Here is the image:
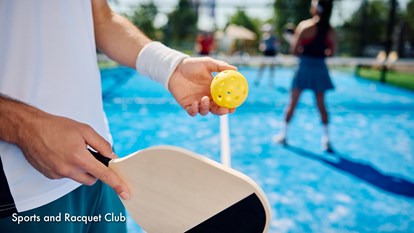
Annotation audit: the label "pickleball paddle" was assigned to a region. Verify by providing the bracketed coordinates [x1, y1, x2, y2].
[90, 145, 271, 233]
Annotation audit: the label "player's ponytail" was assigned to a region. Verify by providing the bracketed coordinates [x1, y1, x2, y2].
[315, 0, 333, 38]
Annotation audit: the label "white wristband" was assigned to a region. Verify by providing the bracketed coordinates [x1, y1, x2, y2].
[135, 41, 189, 90]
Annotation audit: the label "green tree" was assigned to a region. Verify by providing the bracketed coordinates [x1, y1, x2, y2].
[273, 0, 311, 35]
[403, 0, 414, 57]
[226, 8, 262, 55]
[338, 0, 403, 56]
[129, 1, 159, 40]
[273, 0, 311, 53]
[406, 0, 414, 40]
[227, 8, 260, 37]
[164, 0, 198, 47]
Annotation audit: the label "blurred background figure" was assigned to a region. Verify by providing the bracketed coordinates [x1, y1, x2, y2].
[255, 23, 279, 87]
[274, 0, 336, 153]
[196, 31, 216, 55]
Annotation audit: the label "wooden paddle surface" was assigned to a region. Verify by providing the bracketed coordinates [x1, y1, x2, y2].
[91, 146, 271, 233]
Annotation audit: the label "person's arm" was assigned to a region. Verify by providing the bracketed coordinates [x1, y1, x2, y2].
[0, 94, 130, 199]
[289, 23, 304, 55]
[92, 0, 237, 116]
[92, 0, 150, 68]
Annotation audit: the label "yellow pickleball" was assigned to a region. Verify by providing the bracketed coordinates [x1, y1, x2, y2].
[211, 70, 249, 108]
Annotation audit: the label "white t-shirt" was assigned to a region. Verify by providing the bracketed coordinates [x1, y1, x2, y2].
[0, 0, 112, 213]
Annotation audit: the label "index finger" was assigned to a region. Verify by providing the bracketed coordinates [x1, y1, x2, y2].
[205, 58, 237, 72]
[83, 151, 130, 200]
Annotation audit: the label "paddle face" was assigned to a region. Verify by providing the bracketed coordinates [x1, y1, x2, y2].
[92, 146, 271, 233]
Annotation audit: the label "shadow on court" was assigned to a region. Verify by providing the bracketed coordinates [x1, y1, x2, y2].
[284, 145, 414, 199]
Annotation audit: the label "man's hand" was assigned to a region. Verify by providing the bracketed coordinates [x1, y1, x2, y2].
[168, 57, 238, 116]
[23, 113, 130, 199]
[18, 112, 130, 199]
[0, 96, 130, 200]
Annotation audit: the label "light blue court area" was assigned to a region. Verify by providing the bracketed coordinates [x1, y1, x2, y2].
[101, 66, 414, 233]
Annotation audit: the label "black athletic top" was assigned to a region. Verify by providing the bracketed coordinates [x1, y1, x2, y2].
[301, 27, 329, 58]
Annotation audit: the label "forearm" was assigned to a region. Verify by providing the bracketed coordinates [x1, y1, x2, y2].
[0, 94, 40, 145]
[92, 0, 151, 68]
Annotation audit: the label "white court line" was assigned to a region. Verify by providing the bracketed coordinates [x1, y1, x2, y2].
[220, 114, 231, 167]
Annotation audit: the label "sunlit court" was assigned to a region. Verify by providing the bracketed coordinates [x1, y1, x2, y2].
[101, 64, 414, 232]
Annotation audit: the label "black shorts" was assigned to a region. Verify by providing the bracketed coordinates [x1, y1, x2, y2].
[264, 50, 277, 56]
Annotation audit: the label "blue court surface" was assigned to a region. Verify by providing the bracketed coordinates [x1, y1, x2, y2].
[101, 66, 414, 233]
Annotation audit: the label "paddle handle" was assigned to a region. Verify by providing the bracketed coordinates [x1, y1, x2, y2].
[88, 149, 111, 167]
